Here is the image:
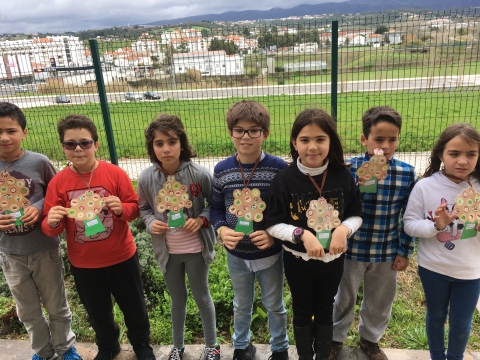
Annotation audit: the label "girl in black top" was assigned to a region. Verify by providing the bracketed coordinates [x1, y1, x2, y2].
[264, 109, 363, 360]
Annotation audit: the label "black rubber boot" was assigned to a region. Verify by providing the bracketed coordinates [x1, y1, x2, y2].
[293, 324, 314, 360]
[313, 323, 333, 360]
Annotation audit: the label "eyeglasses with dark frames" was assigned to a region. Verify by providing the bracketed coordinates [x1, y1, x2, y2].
[231, 128, 264, 139]
[62, 140, 95, 150]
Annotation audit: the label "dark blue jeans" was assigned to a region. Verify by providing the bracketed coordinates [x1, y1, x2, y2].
[418, 266, 480, 360]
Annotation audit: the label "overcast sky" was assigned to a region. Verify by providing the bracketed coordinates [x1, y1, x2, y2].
[1, 0, 345, 34]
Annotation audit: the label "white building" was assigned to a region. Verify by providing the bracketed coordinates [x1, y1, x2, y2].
[0, 36, 89, 81]
[170, 37, 209, 53]
[386, 31, 405, 45]
[172, 51, 244, 76]
[293, 42, 318, 53]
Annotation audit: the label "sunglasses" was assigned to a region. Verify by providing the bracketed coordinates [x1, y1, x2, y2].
[62, 140, 95, 150]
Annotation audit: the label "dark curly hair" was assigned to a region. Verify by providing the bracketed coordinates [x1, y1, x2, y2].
[0, 102, 27, 129]
[144, 114, 195, 165]
[57, 114, 98, 142]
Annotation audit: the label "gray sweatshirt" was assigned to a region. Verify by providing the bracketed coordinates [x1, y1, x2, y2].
[137, 160, 216, 273]
[0, 151, 59, 255]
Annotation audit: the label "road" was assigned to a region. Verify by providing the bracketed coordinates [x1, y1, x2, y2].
[1, 74, 480, 109]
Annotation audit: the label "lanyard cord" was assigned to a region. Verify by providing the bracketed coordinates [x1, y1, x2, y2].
[0, 150, 24, 175]
[306, 169, 328, 198]
[237, 154, 261, 189]
[72, 162, 96, 189]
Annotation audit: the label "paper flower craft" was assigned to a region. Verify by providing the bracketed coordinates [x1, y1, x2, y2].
[228, 188, 266, 223]
[67, 190, 105, 221]
[306, 197, 341, 232]
[453, 186, 480, 223]
[0, 172, 31, 213]
[155, 175, 193, 213]
[356, 148, 389, 181]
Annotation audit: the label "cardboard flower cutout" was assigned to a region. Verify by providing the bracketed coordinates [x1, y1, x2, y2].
[155, 174, 193, 228]
[228, 188, 266, 235]
[306, 197, 342, 248]
[0, 172, 31, 225]
[453, 186, 480, 239]
[356, 148, 389, 193]
[67, 190, 106, 236]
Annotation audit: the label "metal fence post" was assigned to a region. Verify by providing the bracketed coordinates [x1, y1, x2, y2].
[331, 20, 338, 122]
[89, 39, 118, 165]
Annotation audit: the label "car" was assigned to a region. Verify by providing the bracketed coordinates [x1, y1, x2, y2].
[14, 86, 28, 93]
[55, 95, 71, 103]
[124, 92, 143, 101]
[144, 91, 161, 100]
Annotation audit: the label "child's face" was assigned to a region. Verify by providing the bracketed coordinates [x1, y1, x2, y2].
[440, 135, 479, 182]
[292, 123, 330, 168]
[361, 121, 400, 160]
[0, 116, 27, 161]
[62, 128, 98, 172]
[153, 130, 181, 173]
[229, 119, 269, 162]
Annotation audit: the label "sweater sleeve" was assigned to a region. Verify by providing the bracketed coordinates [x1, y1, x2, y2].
[198, 165, 213, 221]
[403, 182, 438, 239]
[397, 168, 418, 257]
[115, 168, 139, 222]
[30, 158, 57, 213]
[137, 170, 157, 235]
[210, 167, 228, 231]
[41, 175, 67, 238]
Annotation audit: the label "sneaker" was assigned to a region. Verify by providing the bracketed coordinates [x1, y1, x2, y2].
[268, 350, 288, 360]
[168, 347, 184, 360]
[94, 343, 121, 360]
[204, 343, 221, 360]
[329, 342, 342, 360]
[233, 343, 256, 360]
[133, 343, 156, 360]
[62, 346, 83, 360]
[359, 337, 387, 360]
[32, 354, 59, 360]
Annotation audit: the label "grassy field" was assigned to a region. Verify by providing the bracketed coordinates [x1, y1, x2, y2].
[21, 90, 480, 162]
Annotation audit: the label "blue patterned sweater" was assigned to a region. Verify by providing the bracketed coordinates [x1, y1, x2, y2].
[211, 153, 288, 260]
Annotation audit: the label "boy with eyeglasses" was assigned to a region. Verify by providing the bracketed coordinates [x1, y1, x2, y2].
[211, 100, 289, 360]
[41, 114, 156, 360]
[0, 102, 82, 360]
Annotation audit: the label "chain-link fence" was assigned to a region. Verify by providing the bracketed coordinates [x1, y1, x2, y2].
[1, 9, 479, 178]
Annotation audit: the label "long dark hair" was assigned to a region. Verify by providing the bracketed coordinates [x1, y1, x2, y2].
[290, 109, 347, 169]
[424, 123, 480, 179]
[144, 114, 195, 165]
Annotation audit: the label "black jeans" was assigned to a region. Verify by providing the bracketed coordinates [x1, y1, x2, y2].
[71, 252, 150, 351]
[284, 250, 344, 327]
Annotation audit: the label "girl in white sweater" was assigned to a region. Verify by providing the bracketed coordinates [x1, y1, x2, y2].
[404, 123, 480, 360]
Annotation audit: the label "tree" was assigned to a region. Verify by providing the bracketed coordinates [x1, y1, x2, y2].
[208, 38, 238, 55]
[375, 25, 389, 34]
[243, 27, 250, 37]
[201, 29, 209, 38]
[177, 40, 189, 53]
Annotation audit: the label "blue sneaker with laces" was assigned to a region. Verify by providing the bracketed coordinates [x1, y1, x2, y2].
[62, 346, 83, 360]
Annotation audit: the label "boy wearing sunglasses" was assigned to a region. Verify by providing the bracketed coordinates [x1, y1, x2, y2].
[41, 115, 156, 360]
[0, 103, 82, 360]
[210, 101, 289, 360]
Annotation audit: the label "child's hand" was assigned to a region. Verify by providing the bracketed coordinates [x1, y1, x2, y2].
[357, 174, 368, 187]
[392, 254, 409, 271]
[0, 214, 16, 231]
[184, 218, 203, 233]
[151, 220, 169, 234]
[104, 196, 123, 216]
[329, 225, 348, 255]
[250, 230, 274, 249]
[20, 206, 40, 226]
[433, 203, 457, 230]
[302, 231, 325, 258]
[47, 206, 68, 227]
[221, 228, 244, 250]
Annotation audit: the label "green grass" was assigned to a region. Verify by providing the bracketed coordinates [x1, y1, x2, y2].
[22, 90, 480, 162]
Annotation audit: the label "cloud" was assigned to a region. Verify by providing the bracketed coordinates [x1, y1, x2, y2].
[1, 0, 344, 33]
